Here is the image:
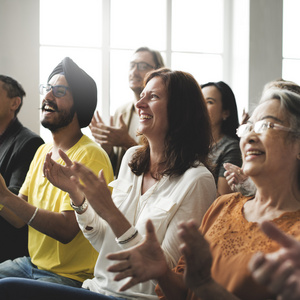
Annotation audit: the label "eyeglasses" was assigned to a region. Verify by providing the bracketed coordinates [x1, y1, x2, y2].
[39, 84, 70, 98]
[236, 120, 294, 137]
[129, 62, 155, 71]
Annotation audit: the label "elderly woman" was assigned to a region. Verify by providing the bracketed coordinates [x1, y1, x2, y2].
[224, 79, 300, 197]
[102, 87, 300, 300]
[0, 68, 216, 300]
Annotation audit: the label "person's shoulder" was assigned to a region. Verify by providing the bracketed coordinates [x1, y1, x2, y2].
[215, 192, 250, 210]
[114, 101, 134, 115]
[221, 135, 240, 147]
[19, 125, 40, 137]
[184, 163, 214, 179]
[121, 145, 141, 161]
[15, 124, 44, 144]
[76, 135, 108, 155]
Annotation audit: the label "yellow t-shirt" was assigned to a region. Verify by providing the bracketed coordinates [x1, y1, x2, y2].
[19, 135, 114, 282]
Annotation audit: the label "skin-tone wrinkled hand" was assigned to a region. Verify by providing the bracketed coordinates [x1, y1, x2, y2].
[89, 111, 137, 156]
[224, 162, 248, 192]
[178, 220, 213, 291]
[107, 219, 169, 292]
[43, 149, 84, 204]
[249, 221, 300, 300]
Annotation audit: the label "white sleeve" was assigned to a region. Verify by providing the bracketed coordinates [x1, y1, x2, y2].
[76, 204, 107, 252]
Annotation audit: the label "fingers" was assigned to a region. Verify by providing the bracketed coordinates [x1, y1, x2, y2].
[223, 163, 243, 174]
[107, 250, 130, 262]
[268, 260, 295, 294]
[107, 260, 130, 273]
[119, 278, 140, 292]
[178, 220, 201, 257]
[43, 152, 52, 177]
[71, 162, 99, 189]
[260, 221, 295, 249]
[58, 149, 73, 167]
[119, 114, 126, 127]
[248, 252, 266, 273]
[251, 256, 281, 286]
[96, 111, 104, 123]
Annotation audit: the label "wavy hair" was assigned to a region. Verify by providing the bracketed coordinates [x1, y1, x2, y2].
[129, 68, 212, 178]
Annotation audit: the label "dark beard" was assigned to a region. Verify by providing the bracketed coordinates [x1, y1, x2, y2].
[41, 105, 76, 133]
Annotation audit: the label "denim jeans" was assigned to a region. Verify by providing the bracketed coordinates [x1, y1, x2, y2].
[0, 278, 128, 300]
[0, 256, 82, 287]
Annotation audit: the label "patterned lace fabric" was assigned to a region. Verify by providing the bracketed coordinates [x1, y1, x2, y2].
[155, 193, 300, 300]
[203, 193, 300, 256]
[201, 193, 300, 300]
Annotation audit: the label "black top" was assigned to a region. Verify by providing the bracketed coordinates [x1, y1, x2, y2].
[0, 118, 44, 262]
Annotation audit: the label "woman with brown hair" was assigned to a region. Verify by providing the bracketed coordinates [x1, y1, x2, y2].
[0, 68, 216, 300]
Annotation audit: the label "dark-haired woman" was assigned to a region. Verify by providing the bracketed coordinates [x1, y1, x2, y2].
[201, 81, 242, 196]
[0, 68, 216, 300]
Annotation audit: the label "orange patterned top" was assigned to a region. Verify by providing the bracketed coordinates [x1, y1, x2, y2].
[156, 193, 300, 300]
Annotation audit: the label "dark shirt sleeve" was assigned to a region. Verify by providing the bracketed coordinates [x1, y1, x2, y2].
[7, 137, 44, 195]
[217, 143, 242, 178]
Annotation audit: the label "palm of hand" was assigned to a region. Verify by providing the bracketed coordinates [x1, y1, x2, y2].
[46, 161, 76, 193]
[180, 225, 213, 290]
[130, 235, 168, 281]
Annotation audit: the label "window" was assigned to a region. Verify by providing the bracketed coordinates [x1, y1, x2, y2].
[40, 0, 225, 142]
[282, 0, 300, 85]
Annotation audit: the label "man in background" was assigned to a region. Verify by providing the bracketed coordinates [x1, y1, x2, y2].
[0, 75, 44, 262]
[90, 47, 165, 177]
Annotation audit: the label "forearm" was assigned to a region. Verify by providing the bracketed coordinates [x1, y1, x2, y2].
[191, 278, 240, 300]
[0, 193, 29, 228]
[157, 269, 188, 300]
[122, 135, 138, 150]
[1, 193, 79, 243]
[102, 205, 133, 238]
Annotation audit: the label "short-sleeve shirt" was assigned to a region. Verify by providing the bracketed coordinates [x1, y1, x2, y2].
[20, 135, 114, 282]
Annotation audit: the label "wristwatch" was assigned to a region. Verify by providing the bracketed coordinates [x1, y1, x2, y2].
[70, 198, 88, 213]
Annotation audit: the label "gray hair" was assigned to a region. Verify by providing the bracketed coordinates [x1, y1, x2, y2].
[260, 88, 300, 139]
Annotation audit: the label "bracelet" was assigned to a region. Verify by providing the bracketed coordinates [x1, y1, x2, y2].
[27, 207, 39, 225]
[117, 229, 138, 245]
[70, 198, 88, 213]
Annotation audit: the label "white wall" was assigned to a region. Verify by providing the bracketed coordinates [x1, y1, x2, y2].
[0, 0, 40, 134]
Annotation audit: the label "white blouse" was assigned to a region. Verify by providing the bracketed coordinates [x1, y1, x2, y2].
[76, 146, 217, 300]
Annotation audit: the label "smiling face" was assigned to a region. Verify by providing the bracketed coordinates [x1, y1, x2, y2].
[129, 51, 156, 96]
[240, 99, 299, 180]
[135, 76, 169, 142]
[41, 74, 76, 133]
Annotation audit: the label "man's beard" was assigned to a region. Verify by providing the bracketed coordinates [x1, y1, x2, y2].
[41, 105, 76, 133]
